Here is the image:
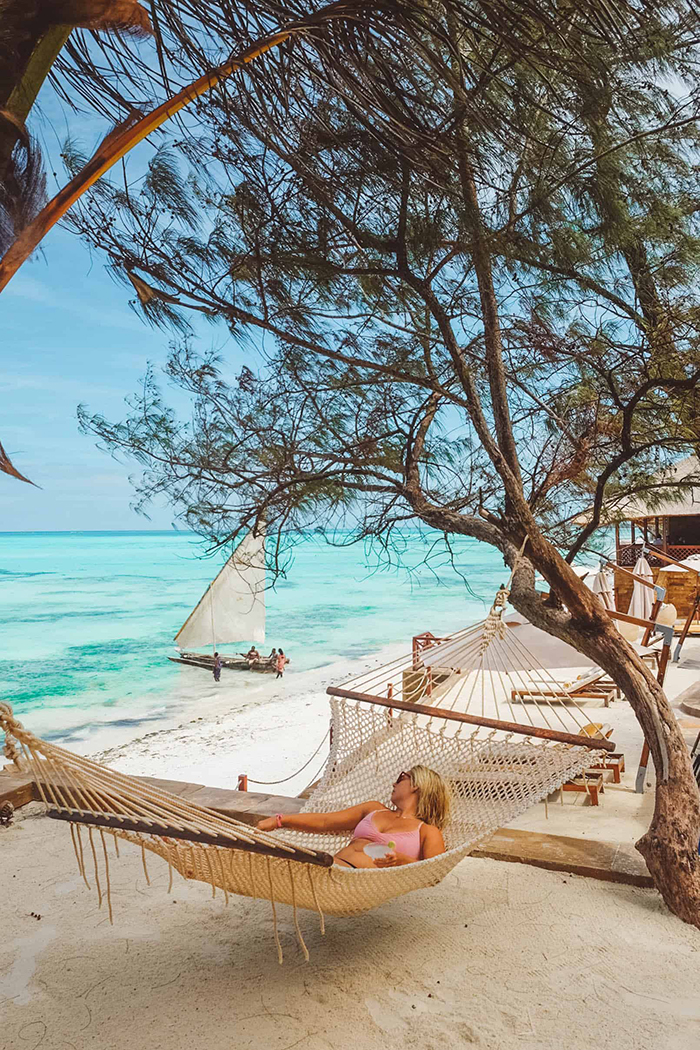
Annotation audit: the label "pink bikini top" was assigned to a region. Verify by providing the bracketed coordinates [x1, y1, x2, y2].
[352, 809, 423, 860]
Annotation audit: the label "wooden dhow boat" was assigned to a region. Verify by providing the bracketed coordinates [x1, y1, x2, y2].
[169, 651, 279, 674]
[170, 527, 285, 674]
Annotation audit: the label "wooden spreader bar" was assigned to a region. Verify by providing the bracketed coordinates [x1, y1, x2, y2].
[327, 687, 616, 752]
[46, 807, 334, 867]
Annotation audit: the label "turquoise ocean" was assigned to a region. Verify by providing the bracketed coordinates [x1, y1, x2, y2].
[1, 531, 508, 748]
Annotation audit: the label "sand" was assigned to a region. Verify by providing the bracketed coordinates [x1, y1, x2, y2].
[2, 641, 700, 1048]
[1, 806, 699, 1050]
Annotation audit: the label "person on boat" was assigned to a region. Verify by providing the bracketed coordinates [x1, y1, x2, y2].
[268, 647, 278, 666]
[213, 652, 222, 683]
[275, 648, 286, 679]
[243, 645, 261, 667]
[256, 765, 448, 868]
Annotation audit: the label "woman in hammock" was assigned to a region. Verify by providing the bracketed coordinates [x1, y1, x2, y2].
[257, 765, 449, 868]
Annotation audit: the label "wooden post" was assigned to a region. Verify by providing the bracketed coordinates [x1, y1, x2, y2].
[656, 643, 671, 685]
[237, 774, 248, 791]
[641, 598, 663, 647]
[635, 633, 672, 793]
[636, 745, 651, 794]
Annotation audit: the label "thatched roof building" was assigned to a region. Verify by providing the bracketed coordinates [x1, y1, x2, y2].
[617, 455, 700, 522]
[610, 457, 700, 625]
[614, 456, 700, 566]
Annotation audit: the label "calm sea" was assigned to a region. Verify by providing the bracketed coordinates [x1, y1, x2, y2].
[0, 530, 507, 747]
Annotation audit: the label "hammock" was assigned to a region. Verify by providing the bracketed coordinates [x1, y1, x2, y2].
[0, 590, 613, 960]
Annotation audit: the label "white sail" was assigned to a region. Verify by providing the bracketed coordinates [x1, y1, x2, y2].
[174, 529, 265, 649]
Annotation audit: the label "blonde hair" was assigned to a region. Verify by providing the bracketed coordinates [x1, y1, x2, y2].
[409, 765, 451, 831]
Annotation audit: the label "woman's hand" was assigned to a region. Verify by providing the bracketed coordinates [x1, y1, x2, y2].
[374, 850, 398, 867]
[257, 816, 278, 831]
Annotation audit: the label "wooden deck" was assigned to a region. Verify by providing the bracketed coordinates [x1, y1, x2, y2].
[0, 769, 306, 825]
[471, 828, 652, 888]
[1, 767, 653, 889]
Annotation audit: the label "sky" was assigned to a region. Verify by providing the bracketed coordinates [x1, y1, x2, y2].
[3, 228, 171, 530]
[1, 71, 232, 532]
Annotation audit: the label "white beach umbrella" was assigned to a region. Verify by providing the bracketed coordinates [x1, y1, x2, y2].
[589, 566, 616, 610]
[628, 555, 654, 622]
[645, 555, 700, 575]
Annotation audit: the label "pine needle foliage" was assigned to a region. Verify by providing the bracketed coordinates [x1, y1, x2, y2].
[64, 1, 700, 568]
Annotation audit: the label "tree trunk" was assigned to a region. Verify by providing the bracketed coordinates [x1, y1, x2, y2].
[514, 579, 700, 927]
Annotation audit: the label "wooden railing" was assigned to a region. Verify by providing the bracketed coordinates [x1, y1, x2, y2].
[616, 543, 700, 567]
[411, 631, 446, 669]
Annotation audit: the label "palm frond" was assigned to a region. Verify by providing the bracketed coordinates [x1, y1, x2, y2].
[49, 2, 151, 36]
[0, 439, 38, 486]
[0, 109, 46, 253]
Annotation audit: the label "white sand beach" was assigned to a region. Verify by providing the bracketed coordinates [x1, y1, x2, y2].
[1, 805, 699, 1050]
[2, 640, 700, 1050]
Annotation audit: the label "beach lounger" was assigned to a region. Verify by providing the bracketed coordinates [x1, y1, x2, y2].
[632, 641, 663, 671]
[561, 724, 616, 804]
[589, 752, 625, 783]
[511, 668, 620, 707]
[561, 771, 605, 805]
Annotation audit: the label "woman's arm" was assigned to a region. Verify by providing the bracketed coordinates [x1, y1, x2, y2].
[420, 824, 446, 859]
[257, 801, 384, 835]
[374, 825, 446, 867]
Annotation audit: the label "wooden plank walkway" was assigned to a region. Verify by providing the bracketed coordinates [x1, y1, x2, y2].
[471, 828, 652, 888]
[1, 768, 651, 888]
[0, 769, 305, 825]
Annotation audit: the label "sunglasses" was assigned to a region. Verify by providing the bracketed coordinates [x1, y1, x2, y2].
[395, 771, 412, 785]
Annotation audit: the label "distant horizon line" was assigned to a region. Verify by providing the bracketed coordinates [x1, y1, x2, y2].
[0, 529, 193, 534]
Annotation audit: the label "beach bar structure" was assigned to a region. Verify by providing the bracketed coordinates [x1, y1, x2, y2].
[613, 456, 700, 625]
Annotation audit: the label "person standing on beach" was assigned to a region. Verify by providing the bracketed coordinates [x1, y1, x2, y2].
[213, 652, 222, 682]
[275, 649, 286, 679]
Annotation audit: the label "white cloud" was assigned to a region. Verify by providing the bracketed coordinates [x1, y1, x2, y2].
[4, 273, 145, 333]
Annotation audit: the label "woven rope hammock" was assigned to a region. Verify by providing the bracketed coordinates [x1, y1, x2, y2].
[0, 590, 613, 961]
